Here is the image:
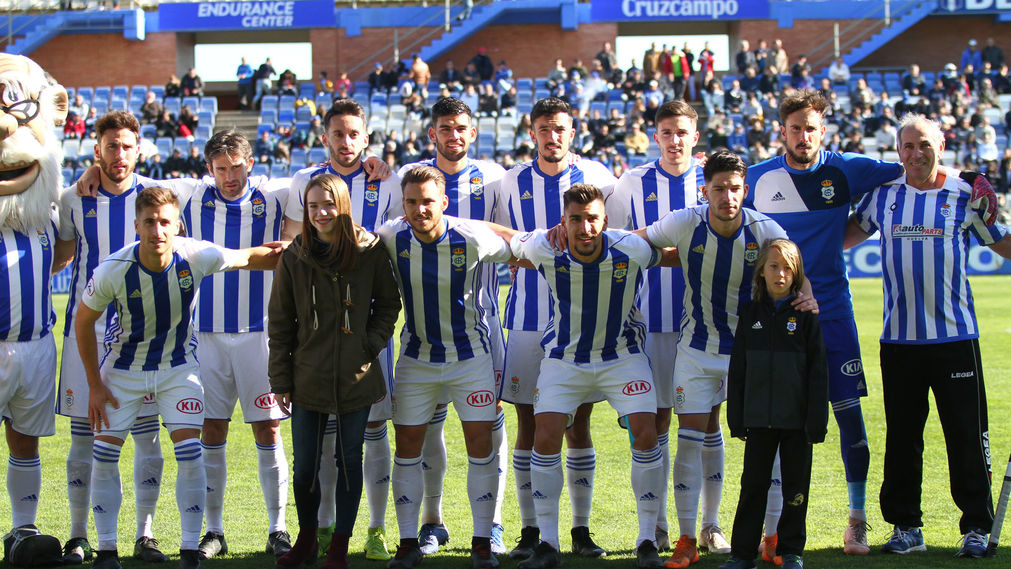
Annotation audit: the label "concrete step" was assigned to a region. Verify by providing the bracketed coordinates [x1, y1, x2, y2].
[212, 110, 260, 140]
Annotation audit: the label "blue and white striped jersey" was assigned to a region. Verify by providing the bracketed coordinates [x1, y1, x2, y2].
[610, 159, 704, 333]
[646, 206, 787, 355]
[285, 164, 402, 231]
[0, 221, 57, 342]
[179, 176, 287, 333]
[376, 215, 512, 363]
[82, 237, 245, 371]
[853, 173, 1007, 344]
[497, 158, 618, 331]
[745, 151, 902, 320]
[510, 229, 655, 363]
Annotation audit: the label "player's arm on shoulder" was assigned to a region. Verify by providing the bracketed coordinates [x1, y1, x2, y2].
[840, 151, 904, 193]
[232, 241, 285, 271]
[363, 154, 393, 181]
[480, 221, 534, 269]
[791, 277, 819, 314]
[157, 176, 203, 203]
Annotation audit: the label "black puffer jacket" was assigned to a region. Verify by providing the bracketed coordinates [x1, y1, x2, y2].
[268, 231, 401, 415]
[727, 298, 829, 444]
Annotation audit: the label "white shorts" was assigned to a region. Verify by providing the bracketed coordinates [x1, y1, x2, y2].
[435, 315, 505, 407]
[196, 331, 286, 423]
[501, 330, 544, 405]
[368, 341, 394, 423]
[393, 354, 498, 426]
[0, 337, 56, 437]
[534, 354, 656, 419]
[101, 363, 204, 437]
[58, 333, 158, 420]
[672, 345, 729, 415]
[646, 332, 679, 409]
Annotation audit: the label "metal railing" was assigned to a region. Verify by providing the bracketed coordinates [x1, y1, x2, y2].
[804, 0, 924, 70]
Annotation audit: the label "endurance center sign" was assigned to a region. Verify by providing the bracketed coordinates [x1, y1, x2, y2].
[158, 0, 336, 31]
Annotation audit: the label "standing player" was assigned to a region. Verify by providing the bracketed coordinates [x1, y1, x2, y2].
[847, 115, 1011, 557]
[75, 187, 281, 569]
[283, 99, 403, 560]
[398, 97, 510, 555]
[744, 90, 902, 555]
[496, 97, 617, 559]
[54, 111, 171, 564]
[607, 100, 705, 551]
[377, 166, 510, 569]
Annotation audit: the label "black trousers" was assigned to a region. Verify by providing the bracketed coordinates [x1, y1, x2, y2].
[879, 339, 994, 533]
[730, 428, 812, 559]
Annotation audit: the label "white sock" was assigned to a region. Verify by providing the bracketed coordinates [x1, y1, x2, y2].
[67, 423, 93, 539]
[132, 416, 163, 540]
[674, 427, 704, 538]
[492, 409, 508, 525]
[364, 423, 391, 528]
[257, 440, 288, 533]
[392, 455, 424, 540]
[174, 439, 206, 550]
[632, 446, 664, 547]
[468, 451, 497, 538]
[530, 451, 562, 550]
[765, 451, 783, 537]
[202, 441, 227, 534]
[317, 418, 338, 529]
[8, 455, 41, 528]
[657, 431, 671, 532]
[566, 447, 595, 528]
[421, 407, 448, 525]
[513, 449, 536, 528]
[700, 430, 724, 528]
[91, 441, 123, 551]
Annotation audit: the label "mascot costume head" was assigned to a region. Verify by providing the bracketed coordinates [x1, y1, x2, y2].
[0, 53, 67, 233]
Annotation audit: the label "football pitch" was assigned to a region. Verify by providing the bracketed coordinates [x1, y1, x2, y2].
[9, 275, 1011, 567]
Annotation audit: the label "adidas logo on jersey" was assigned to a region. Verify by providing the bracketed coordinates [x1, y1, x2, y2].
[531, 490, 548, 499]
[68, 479, 85, 488]
[638, 492, 658, 502]
[573, 477, 591, 488]
[85, 208, 98, 218]
[476, 492, 494, 503]
[520, 190, 533, 200]
[691, 245, 705, 254]
[707, 473, 723, 482]
[770, 478, 783, 487]
[399, 250, 411, 259]
[19, 494, 38, 502]
[771, 192, 786, 202]
[645, 192, 658, 202]
[93, 505, 107, 514]
[752, 322, 763, 330]
[140, 477, 159, 487]
[130, 289, 143, 299]
[395, 495, 413, 505]
[184, 504, 202, 513]
[203, 200, 216, 208]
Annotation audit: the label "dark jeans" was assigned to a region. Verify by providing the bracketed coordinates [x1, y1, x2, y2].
[290, 404, 370, 535]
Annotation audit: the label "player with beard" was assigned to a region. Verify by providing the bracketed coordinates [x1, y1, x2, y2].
[283, 99, 403, 561]
[397, 97, 510, 556]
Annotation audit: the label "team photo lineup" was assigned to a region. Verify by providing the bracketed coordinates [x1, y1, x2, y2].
[2, 8, 1011, 569]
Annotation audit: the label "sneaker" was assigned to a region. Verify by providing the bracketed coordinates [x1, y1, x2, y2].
[637, 540, 666, 569]
[571, 526, 606, 557]
[318, 525, 334, 557]
[516, 541, 562, 569]
[266, 531, 293, 557]
[955, 529, 987, 558]
[197, 532, 227, 560]
[490, 523, 506, 555]
[881, 525, 926, 554]
[509, 526, 540, 560]
[780, 554, 803, 569]
[134, 536, 169, 562]
[365, 526, 392, 561]
[843, 517, 871, 555]
[387, 542, 424, 569]
[656, 527, 671, 552]
[471, 539, 500, 569]
[699, 524, 732, 554]
[93, 550, 122, 569]
[761, 534, 782, 565]
[665, 535, 700, 569]
[179, 549, 202, 569]
[719, 556, 757, 569]
[418, 523, 450, 555]
[61, 537, 93, 564]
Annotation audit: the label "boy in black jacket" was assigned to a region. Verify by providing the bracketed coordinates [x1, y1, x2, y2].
[721, 239, 829, 569]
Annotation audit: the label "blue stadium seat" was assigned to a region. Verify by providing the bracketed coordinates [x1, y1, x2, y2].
[353, 81, 369, 94]
[516, 78, 533, 92]
[257, 123, 275, 137]
[181, 96, 200, 111]
[271, 163, 289, 178]
[352, 92, 370, 108]
[94, 86, 110, 103]
[534, 88, 550, 100]
[109, 98, 128, 111]
[251, 163, 270, 178]
[261, 96, 279, 111]
[370, 92, 387, 106]
[478, 133, 495, 152]
[173, 138, 192, 154]
[112, 85, 129, 100]
[78, 139, 97, 160]
[148, 85, 165, 99]
[315, 93, 331, 109]
[61, 167, 74, 182]
[62, 139, 79, 159]
[128, 101, 143, 116]
[163, 98, 181, 116]
[260, 110, 278, 124]
[199, 97, 218, 114]
[590, 101, 606, 115]
[307, 147, 327, 165]
[65, 87, 75, 98]
[92, 100, 108, 115]
[140, 124, 156, 139]
[193, 137, 208, 152]
[277, 108, 295, 123]
[155, 138, 173, 157]
[197, 110, 214, 126]
[195, 125, 212, 139]
[290, 148, 307, 167]
[76, 86, 93, 102]
[131, 85, 147, 99]
[534, 77, 548, 90]
[295, 106, 314, 121]
[299, 83, 316, 99]
[279, 95, 296, 111]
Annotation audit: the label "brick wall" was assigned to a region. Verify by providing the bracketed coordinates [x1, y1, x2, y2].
[31, 32, 177, 89]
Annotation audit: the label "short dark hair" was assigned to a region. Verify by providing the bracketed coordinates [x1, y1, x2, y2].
[203, 129, 252, 164]
[703, 149, 747, 183]
[654, 100, 698, 125]
[324, 98, 367, 130]
[430, 97, 473, 124]
[778, 89, 827, 124]
[563, 183, 604, 209]
[95, 111, 139, 140]
[135, 187, 179, 215]
[401, 165, 446, 194]
[530, 97, 571, 125]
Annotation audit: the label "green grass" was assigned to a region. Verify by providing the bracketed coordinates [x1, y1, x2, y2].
[11, 276, 1011, 567]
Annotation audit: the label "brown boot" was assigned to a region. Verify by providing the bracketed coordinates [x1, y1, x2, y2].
[320, 533, 349, 569]
[275, 529, 318, 569]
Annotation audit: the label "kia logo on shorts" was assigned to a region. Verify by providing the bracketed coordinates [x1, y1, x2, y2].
[622, 380, 652, 396]
[467, 390, 495, 407]
[254, 393, 276, 409]
[176, 398, 203, 414]
[841, 359, 863, 376]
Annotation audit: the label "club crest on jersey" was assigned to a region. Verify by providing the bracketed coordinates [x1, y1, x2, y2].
[675, 385, 686, 407]
[940, 203, 952, 218]
[36, 230, 49, 248]
[470, 177, 484, 197]
[251, 197, 265, 216]
[365, 183, 379, 203]
[613, 261, 628, 280]
[820, 180, 835, 202]
[744, 242, 759, 263]
[178, 269, 193, 290]
[786, 317, 797, 334]
[451, 247, 466, 269]
[532, 388, 540, 405]
[64, 389, 74, 408]
[510, 376, 520, 395]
